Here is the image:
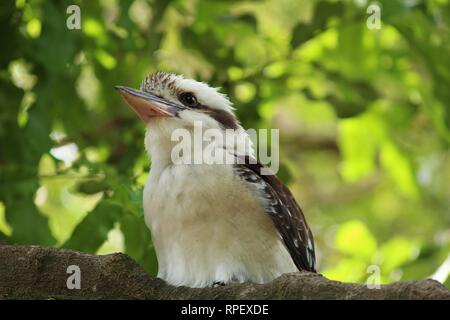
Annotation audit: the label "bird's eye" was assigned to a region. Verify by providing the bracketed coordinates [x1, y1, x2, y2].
[179, 92, 200, 108]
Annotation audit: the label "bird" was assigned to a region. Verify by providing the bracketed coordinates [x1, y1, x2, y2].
[116, 71, 316, 288]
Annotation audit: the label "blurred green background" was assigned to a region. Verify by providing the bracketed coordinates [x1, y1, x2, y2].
[0, 0, 449, 288]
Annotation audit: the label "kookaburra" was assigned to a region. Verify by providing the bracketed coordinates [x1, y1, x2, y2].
[116, 72, 316, 288]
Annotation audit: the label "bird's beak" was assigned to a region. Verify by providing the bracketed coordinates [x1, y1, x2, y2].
[115, 86, 182, 123]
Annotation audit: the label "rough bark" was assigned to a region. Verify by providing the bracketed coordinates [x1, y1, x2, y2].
[0, 245, 448, 300]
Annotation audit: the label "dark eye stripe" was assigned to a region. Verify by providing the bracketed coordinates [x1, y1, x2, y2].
[204, 108, 239, 129]
[178, 92, 239, 129]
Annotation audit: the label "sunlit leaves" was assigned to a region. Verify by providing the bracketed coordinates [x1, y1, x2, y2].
[337, 23, 378, 80]
[227, 67, 244, 81]
[335, 220, 378, 260]
[339, 113, 383, 182]
[94, 49, 117, 70]
[63, 200, 122, 252]
[0, 202, 12, 236]
[323, 258, 368, 283]
[76, 65, 101, 109]
[380, 142, 419, 197]
[234, 82, 256, 103]
[339, 108, 420, 197]
[83, 18, 107, 45]
[26, 18, 41, 38]
[9, 60, 37, 90]
[325, 220, 422, 283]
[263, 61, 288, 79]
[291, 0, 343, 48]
[234, 36, 268, 68]
[380, 237, 419, 274]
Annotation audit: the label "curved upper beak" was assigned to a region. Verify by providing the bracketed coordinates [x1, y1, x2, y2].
[115, 86, 183, 123]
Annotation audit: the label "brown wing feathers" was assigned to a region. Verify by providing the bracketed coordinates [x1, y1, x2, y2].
[234, 157, 316, 272]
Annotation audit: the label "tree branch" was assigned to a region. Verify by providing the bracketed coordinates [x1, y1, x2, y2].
[0, 245, 448, 300]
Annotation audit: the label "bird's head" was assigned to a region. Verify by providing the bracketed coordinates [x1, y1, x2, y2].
[116, 72, 252, 164]
[116, 72, 239, 130]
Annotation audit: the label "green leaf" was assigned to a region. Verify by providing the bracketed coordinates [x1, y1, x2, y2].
[120, 213, 157, 276]
[338, 113, 385, 182]
[110, 185, 143, 216]
[322, 258, 368, 283]
[335, 220, 377, 261]
[380, 142, 419, 198]
[380, 236, 419, 273]
[63, 200, 123, 252]
[291, 1, 344, 48]
[0, 230, 9, 244]
[75, 179, 110, 195]
[5, 199, 55, 246]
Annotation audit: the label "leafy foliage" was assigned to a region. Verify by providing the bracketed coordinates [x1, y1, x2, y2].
[0, 0, 449, 285]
